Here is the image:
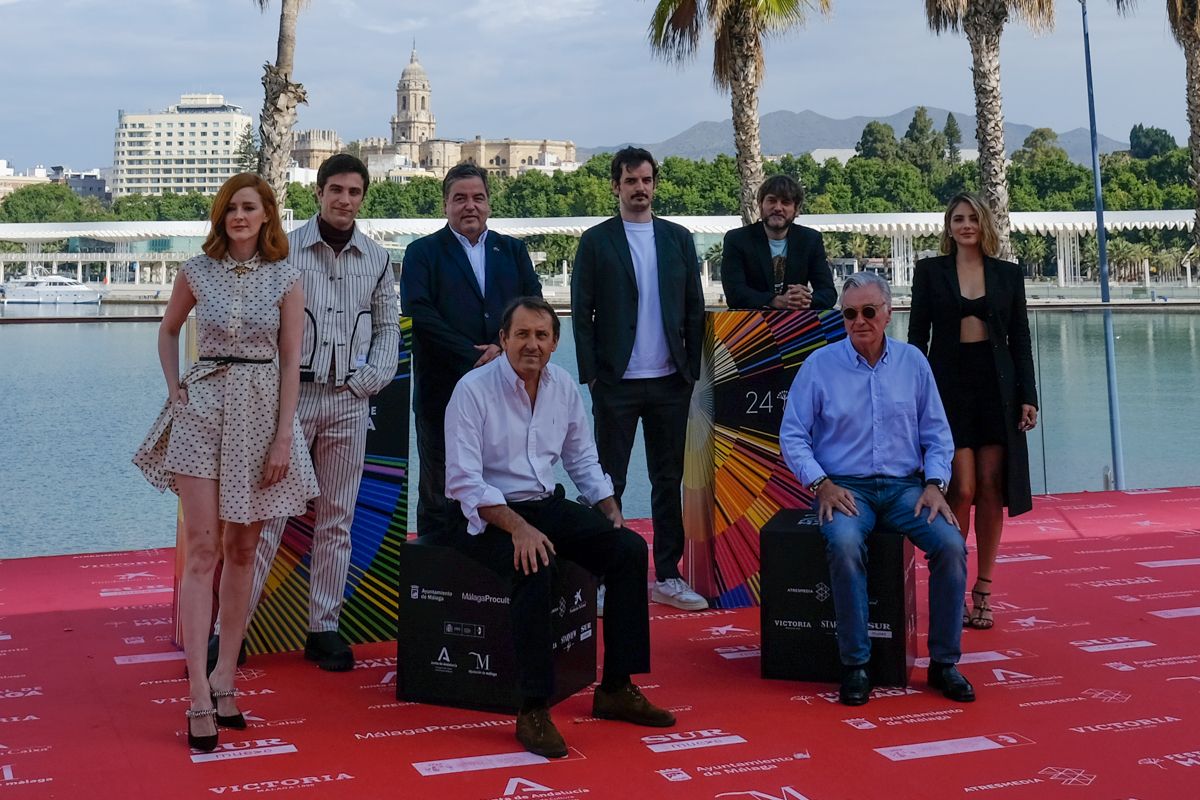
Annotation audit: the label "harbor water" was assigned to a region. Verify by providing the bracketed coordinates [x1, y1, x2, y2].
[1, 304, 1197, 558]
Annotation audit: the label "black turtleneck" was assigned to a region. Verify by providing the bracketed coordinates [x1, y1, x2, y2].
[318, 215, 354, 256]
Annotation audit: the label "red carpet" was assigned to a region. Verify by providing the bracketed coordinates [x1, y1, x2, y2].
[1, 488, 1198, 799]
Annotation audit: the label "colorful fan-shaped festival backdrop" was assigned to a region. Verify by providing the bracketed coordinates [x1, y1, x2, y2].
[245, 317, 412, 654]
[683, 309, 845, 608]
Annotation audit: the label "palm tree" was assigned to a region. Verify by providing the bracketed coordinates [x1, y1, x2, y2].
[648, 0, 831, 225]
[254, 0, 308, 207]
[1114, 2, 1200, 251]
[924, 1, 1055, 259]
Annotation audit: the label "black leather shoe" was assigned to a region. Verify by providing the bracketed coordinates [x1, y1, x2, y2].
[304, 631, 354, 672]
[839, 667, 871, 706]
[929, 662, 976, 702]
[206, 635, 247, 676]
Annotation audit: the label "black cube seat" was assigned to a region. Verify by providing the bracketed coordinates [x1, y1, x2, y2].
[760, 509, 916, 687]
[396, 536, 597, 713]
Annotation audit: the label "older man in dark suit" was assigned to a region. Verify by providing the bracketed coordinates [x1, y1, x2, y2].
[571, 147, 707, 611]
[720, 174, 837, 311]
[400, 164, 542, 538]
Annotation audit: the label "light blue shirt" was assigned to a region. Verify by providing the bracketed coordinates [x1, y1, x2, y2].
[768, 237, 787, 259]
[779, 336, 954, 488]
[451, 226, 488, 295]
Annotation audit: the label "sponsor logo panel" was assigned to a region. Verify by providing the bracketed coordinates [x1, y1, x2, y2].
[875, 733, 1033, 762]
[642, 729, 748, 753]
[189, 737, 298, 764]
[412, 751, 549, 776]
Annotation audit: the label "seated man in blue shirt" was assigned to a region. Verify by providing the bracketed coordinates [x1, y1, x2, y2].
[779, 272, 974, 707]
[443, 296, 675, 758]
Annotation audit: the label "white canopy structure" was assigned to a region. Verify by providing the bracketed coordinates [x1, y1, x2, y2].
[1, 210, 1193, 287]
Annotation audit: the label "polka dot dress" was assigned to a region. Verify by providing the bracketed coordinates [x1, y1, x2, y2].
[134, 254, 320, 524]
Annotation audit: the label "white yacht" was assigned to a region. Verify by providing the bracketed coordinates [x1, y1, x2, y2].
[0, 272, 103, 304]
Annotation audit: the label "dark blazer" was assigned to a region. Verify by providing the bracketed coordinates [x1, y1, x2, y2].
[907, 254, 1038, 515]
[400, 224, 542, 418]
[571, 215, 704, 386]
[720, 222, 837, 310]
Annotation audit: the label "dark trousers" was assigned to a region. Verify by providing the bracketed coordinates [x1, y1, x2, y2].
[591, 374, 692, 581]
[414, 409, 450, 539]
[441, 491, 651, 699]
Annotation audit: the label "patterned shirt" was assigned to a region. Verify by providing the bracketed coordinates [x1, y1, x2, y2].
[287, 215, 401, 396]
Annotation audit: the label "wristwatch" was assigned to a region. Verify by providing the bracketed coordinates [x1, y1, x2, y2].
[924, 478, 947, 494]
[808, 475, 828, 493]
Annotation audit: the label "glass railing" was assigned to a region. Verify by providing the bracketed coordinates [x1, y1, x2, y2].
[889, 308, 1200, 494]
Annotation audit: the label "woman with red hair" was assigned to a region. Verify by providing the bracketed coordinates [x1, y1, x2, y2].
[135, 173, 319, 750]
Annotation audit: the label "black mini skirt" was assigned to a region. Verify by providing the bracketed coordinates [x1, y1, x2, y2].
[943, 341, 1008, 449]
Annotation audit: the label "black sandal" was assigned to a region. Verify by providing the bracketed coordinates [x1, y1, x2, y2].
[968, 577, 994, 630]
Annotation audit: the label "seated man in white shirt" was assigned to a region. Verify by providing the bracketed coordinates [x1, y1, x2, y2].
[443, 296, 675, 759]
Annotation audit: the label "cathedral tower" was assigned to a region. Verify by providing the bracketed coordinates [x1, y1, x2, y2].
[390, 45, 436, 144]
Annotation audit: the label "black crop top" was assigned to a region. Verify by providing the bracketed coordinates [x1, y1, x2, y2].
[960, 295, 988, 320]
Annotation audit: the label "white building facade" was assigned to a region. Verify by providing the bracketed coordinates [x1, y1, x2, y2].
[110, 94, 253, 197]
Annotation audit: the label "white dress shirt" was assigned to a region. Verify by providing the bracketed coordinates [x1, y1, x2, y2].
[444, 355, 615, 534]
[450, 226, 488, 295]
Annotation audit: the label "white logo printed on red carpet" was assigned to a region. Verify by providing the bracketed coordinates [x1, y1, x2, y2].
[656, 768, 691, 782]
[207, 773, 353, 794]
[643, 729, 747, 753]
[876, 733, 1033, 761]
[715, 645, 760, 660]
[190, 737, 298, 764]
[1071, 637, 1156, 653]
[714, 787, 812, 800]
[0, 687, 41, 699]
[1038, 767, 1096, 786]
[0, 764, 54, 788]
[1070, 716, 1180, 734]
[1140, 750, 1200, 768]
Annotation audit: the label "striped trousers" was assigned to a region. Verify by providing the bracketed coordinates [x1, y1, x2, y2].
[248, 382, 370, 633]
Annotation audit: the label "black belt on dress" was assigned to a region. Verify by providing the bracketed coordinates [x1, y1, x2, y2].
[199, 356, 273, 364]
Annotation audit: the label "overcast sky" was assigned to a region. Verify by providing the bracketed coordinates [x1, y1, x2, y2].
[0, 0, 1186, 171]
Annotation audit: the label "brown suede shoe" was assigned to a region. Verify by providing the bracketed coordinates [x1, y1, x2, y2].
[592, 683, 675, 727]
[515, 707, 568, 758]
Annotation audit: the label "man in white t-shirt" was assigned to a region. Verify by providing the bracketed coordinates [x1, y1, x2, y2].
[571, 148, 707, 611]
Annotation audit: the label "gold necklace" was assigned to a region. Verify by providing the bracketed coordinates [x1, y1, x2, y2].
[229, 253, 261, 277]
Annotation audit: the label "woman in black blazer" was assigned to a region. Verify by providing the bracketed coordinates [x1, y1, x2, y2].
[908, 193, 1039, 630]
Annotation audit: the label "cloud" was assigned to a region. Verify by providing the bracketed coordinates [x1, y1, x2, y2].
[461, 0, 600, 32]
[323, 0, 428, 36]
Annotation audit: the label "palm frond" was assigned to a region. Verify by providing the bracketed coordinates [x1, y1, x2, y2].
[1009, 0, 1055, 33]
[924, 0, 968, 34]
[648, 0, 705, 61]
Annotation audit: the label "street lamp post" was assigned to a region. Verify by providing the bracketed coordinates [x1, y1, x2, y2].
[1079, 0, 1126, 489]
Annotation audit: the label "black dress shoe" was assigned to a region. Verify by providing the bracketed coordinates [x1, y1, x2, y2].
[206, 635, 247, 676]
[929, 662, 976, 702]
[839, 667, 871, 706]
[304, 631, 354, 672]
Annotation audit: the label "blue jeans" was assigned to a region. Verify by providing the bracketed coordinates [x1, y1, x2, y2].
[819, 475, 967, 667]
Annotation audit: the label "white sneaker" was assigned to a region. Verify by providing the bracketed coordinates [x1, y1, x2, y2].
[652, 578, 709, 611]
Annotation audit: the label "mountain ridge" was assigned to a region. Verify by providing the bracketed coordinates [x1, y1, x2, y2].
[579, 106, 1127, 165]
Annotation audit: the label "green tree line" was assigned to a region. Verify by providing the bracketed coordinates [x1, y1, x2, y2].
[2, 113, 1189, 275]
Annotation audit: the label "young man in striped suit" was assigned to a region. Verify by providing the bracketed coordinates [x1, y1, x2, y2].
[211, 154, 400, 672]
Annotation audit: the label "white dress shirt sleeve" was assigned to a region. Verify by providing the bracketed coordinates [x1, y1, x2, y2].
[444, 379, 508, 535]
[559, 384, 614, 505]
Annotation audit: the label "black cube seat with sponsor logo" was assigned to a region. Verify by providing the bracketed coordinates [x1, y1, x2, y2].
[396, 536, 597, 714]
[760, 509, 916, 687]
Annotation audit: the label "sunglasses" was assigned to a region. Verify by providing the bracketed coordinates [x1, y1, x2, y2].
[841, 303, 885, 321]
